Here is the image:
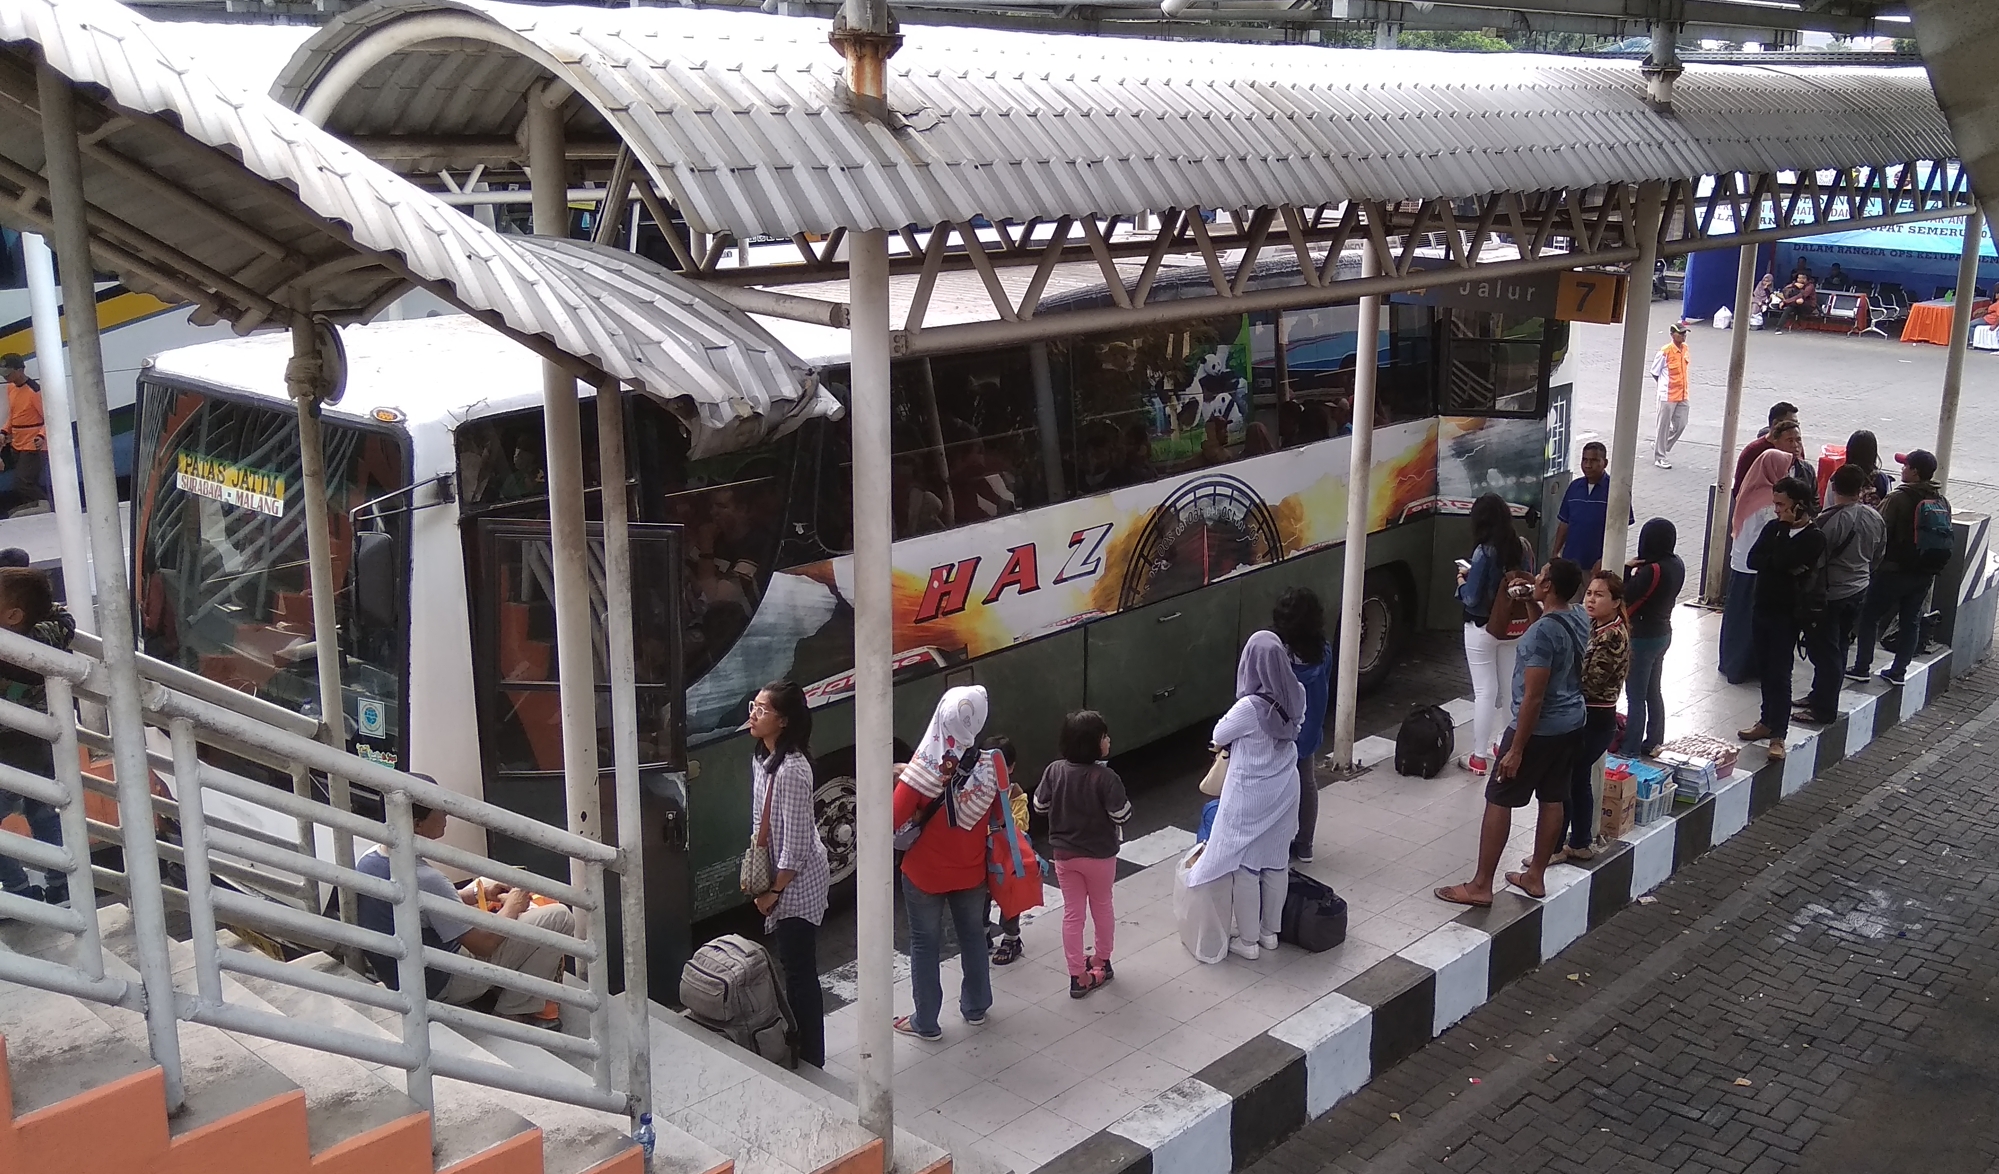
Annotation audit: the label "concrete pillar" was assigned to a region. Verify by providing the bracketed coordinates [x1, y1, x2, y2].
[1602, 182, 1667, 572]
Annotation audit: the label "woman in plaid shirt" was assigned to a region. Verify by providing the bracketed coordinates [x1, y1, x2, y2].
[748, 681, 831, 1067]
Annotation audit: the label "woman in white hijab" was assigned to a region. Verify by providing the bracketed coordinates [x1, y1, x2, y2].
[890, 685, 1007, 1041]
[1187, 631, 1306, 960]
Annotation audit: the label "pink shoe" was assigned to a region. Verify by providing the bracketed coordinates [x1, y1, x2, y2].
[1464, 754, 1490, 775]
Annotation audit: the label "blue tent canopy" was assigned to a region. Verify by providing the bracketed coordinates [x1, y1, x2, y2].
[1778, 220, 1998, 299]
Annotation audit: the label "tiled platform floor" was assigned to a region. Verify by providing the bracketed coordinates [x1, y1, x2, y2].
[816, 605, 1902, 1174]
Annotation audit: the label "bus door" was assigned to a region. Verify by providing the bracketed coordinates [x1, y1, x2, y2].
[469, 517, 691, 1001]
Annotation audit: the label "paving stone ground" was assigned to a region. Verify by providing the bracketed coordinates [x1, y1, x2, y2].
[1245, 653, 1999, 1174]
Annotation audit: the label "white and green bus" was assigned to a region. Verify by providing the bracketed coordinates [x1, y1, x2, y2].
[128, 255, 1569, 962]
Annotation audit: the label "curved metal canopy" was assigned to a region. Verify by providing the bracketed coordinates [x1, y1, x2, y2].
[0, 0, 830, 439]
[274, 0, 1956, 239]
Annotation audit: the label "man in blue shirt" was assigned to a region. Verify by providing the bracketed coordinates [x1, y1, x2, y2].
[1553, 441, 1633, 572]
[1436, 558, 1590, 908]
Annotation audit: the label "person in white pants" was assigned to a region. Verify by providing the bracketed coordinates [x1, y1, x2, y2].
[1649, 322, 1691, 469]
[1456, 494, 1538, 774]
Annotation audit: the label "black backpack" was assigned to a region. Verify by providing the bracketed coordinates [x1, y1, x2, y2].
[1395, 704, 1455, 779]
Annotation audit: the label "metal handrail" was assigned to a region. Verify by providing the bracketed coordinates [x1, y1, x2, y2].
[0, 626, 652, 1133]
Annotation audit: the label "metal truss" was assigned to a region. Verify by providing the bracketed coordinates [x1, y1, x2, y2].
[658, 160, 1973, 353]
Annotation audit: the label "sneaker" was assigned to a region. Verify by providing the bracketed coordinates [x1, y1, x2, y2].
[40, 879, 67, 907]
[1844, 668, 1871, 684]
[1290, 845, 1315, 864]
[1463, 754, 1490, 775]
[1069, 973, 1103, 1000]
[1091, 958, 1114, 985]
[2, 885, 43, 914]
[1259, 933, 1280, 952]
[1654, 457, 1673, 469]
[1879, 667, 1907, 685]
[1227, 937, 1261, 961]
[963, 1009, 989, 1026]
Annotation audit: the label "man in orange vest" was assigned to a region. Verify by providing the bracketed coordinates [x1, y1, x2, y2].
[1648, 322, 1690, 470]
[1, 354, 47, 510]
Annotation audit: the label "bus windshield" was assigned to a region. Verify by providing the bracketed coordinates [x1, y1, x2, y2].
[133, 382, 410, 765]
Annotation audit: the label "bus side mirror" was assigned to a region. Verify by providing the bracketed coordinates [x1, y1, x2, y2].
[353, 530, 399, 630]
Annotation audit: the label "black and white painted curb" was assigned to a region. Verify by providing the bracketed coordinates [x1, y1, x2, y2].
[1038, 648, 1954, 1174]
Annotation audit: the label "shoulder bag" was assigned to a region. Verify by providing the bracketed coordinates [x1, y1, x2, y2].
[1198, 745, 1230, 797]
[739, 769, 776, 897]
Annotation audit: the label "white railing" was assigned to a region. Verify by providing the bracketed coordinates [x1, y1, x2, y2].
[0, 624, 650, 1130]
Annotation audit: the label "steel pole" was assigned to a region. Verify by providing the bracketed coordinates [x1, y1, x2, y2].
[1703, 243, 1758, 604]
[1936, 208, 1982, 489]
[594, 378, 651, 1127]
[527, 85, 605, 864]
[37, 60, 184, 1108]
[1602, 181, 1666, 572]
[21, 233, 93, 634]
[288, 313, 357, 936]
[849, 226, 895, 1145]
[1330, 248, 1381, 770]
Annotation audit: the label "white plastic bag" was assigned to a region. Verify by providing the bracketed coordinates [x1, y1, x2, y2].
[1713, 305, 1733, 330]
[1174, 844, 1232, 965]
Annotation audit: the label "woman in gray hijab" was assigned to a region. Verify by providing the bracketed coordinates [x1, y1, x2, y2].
[1185, 630, 1307, 960]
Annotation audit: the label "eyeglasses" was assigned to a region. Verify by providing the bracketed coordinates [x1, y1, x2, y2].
[748, 701, 775, 716]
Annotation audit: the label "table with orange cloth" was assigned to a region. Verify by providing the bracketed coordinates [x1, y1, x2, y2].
[1902, 298, 1993, 346]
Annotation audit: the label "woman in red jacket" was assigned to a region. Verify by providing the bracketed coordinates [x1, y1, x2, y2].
[891, 685, 1006, 1042]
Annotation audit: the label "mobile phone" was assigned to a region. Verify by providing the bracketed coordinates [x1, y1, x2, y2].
[1454, 559, 1472, 574]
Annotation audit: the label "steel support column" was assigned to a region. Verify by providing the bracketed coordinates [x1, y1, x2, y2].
[36, 60, 183, 1108]
[526, 85, 607, 925]
[1603, 181, 1666, 573]
[1704, 243, 1758, 604]
[834, 1, 901, 1145]
[1936, 208, 1982, 488]
[1330, 248, 1382, 770]
[21, 233, 92, 634]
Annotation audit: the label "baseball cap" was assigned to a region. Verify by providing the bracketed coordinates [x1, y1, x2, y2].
[1895, 449, 1939, 478]
[1668, 321, 1688, 335]
[0, 354, 23, 371]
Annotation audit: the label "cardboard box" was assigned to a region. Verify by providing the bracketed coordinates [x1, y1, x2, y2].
[1601, 768, 1638, 837]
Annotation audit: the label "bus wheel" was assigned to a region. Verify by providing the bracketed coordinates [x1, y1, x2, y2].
[813, 775, 859, 885]
[1355, 570, 1404, 691]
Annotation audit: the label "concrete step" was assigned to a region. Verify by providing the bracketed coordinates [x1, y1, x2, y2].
[649, 1009, 948, 1174]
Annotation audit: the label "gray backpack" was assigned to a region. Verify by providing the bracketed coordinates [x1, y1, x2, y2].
[680, 934, 797, 1069]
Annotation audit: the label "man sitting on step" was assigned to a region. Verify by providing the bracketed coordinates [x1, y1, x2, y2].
[353, 783, 574, 1028]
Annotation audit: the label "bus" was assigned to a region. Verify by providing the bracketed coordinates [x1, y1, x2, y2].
[128, 254, 1569, 941]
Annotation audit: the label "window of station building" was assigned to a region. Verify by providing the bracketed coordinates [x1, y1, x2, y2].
[1272, 303, 1433, 443]
[1440, 309, 1550, 417]
[1069, 314, 1271, 492]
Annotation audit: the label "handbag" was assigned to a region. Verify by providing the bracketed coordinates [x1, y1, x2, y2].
[986, 789, 1042, 921]
[738, 772, 776, 897]
[1197, 745, 1230, 797]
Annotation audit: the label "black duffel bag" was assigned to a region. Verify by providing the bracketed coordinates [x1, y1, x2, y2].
[1279, 869, 1348, 953]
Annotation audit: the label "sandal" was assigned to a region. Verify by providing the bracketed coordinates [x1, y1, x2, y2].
[892, 1015, 942, 1042]
[1089, 957, 1114, 985]
[1070, 971, 1104, 999]
[1504, 870, 1547, 899]
[991, 936, 1024, 966]
[1434, 883, 1492, 908]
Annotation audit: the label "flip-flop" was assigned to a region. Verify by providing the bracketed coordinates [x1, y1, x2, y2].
[1504, 871, 1547, 899]
[1434, 883, 1492, 908]
[891, 1015, 942, 1042]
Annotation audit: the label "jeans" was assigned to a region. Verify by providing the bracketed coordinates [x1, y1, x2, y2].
[1755, 611, 1802, 738]
[1852, 569, 1933, 676]
[900, 874, 991, 1036]
[772, 916, 825, 1068]
[1291, 756, 1318, 856]
[1462, 622, 1518, 760]
[1626, 632, 1671, 752]
[0, 792, 62, 894]
[1567, 707, 1619, 850]
[1803, 591, 1865, 716]
[1053, 855, 1116, 976]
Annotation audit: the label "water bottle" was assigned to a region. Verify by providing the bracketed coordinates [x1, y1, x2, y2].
[634, 1113, 656, 1160]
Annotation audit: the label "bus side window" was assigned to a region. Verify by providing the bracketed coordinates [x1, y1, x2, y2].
[1441, 309, 1549, 417]
[1071, 315, 1259, 489]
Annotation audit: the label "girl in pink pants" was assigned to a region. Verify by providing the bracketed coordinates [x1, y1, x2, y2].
[1032, 710, 1132, 998]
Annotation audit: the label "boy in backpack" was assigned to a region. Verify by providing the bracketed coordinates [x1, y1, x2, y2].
[1850, 449, 1949, 686]
[981, 735, 1029, 966]
[0, 566, 76, 907]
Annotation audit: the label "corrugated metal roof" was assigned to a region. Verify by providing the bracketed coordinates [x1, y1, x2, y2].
[0, 0, 831, 441]
[274, 0, 1959, 240]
